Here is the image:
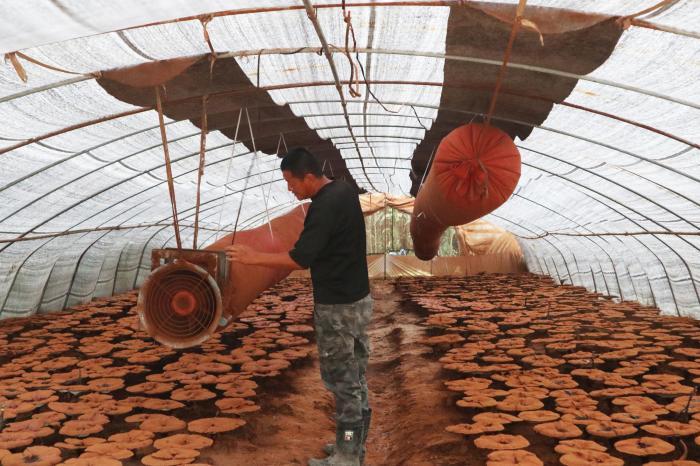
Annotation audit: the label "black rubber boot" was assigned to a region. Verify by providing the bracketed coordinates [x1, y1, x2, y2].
[309, 422, 363, 466]
[323, 409, 372, 464]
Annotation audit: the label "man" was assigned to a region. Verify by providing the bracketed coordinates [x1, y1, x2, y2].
[226, 147, 372, 466]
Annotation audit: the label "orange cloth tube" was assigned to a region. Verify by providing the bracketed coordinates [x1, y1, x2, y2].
[206, 204, 307, 322]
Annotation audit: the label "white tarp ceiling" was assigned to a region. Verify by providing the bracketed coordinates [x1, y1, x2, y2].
[0, 1, 698, 318]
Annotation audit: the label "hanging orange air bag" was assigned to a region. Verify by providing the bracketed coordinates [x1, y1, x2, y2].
[410, 123, 521, 260]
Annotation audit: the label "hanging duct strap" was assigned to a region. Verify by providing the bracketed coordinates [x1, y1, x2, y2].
[193, 95, 209, 249]
[485, 0, 529, 127]
[219, 108, 243, 244]
[471, 0, 531, 201]
[154, 85, 183, 249]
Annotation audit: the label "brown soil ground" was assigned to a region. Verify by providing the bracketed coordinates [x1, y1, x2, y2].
[5, 275, 697, 465]
[202, 280, 475, 466]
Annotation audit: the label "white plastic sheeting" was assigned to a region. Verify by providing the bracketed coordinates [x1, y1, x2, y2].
[0, 1, 698, 318]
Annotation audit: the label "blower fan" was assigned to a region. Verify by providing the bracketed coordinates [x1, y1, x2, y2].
[137, 249, 228, 348]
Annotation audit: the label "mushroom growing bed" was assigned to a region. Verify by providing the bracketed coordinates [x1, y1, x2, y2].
[396, 274, 700, 466]
[2, 272, 700, 465]
[0, 279, 315, 466]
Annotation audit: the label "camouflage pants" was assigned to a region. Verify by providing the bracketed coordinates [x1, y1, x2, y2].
[314, 293, 373, 425]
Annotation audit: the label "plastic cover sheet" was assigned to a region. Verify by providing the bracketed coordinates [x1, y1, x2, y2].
[365, 207, 460, 257]
[366, 254, 525, 278]
[0, 1, 698, 318]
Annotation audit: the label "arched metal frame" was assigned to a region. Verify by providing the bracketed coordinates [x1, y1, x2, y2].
[510, 193, 660, 308]
[4, 103, 697, 247]
[2, 11, 699, 315]
[9, 147, 693, 315]
[4, 129, 697, 312]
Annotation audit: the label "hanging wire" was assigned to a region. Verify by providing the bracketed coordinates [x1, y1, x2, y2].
[245, 107, 275, 242]
[215, 108, 244, 242]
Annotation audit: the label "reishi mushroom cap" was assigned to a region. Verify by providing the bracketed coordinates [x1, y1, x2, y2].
[187, 417, 246, 434]
[533, 421, 583, 439]
[486, 449, 543, 466]
[614, 437, 675, 456]
[474, 434, 530, 450]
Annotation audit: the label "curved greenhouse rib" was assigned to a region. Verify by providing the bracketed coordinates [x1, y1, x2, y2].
[7, 160, 693, 314]
[6, 123, 696, 261]
[2, 79, 697, 160]
[510, 193, 659, 305]
[0, 204, 151, 314]
[490, 212, 596, 295]
[0, 123, 405, 224]
[521, 160, 699, 311]
[517, 145, 700, 230]
[0, 174, 287, 313]
[4, 45, 700, 118]
[302, 0, 377, 191]
[4, 100, 695, 206]
[4, 1, 694, 55]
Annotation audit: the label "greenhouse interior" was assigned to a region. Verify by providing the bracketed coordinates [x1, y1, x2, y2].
[0, 1, 699, 465]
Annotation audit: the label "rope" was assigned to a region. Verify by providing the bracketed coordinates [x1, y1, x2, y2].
[342, 1, 362, 98]
[410, 105, 428, 131]
[4, 52, 99, 83]
[472, 1, 530, 202]
[320, 158, 337, 180]
[193, 95, 208, 249]
[199, 16, 218, 79]
[618, 0, 679, 29]
[354, 49, 400, 114]
[416, 144, 438, 194]
[154, 86, 183, 250]
[275, 133, 285, 156]
[200, 16, 216, 54]
[624, 0, 677, 21]
[257, 49, 264, 88]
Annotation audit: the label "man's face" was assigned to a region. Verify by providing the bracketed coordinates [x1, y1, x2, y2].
[283, 170, 311, 200]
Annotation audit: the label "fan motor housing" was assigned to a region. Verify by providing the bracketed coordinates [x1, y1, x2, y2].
[137, 248, 229, 348]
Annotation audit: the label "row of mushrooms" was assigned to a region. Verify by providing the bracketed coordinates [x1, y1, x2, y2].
[397, 274, 700, 466]
[0, 279, 316, 465]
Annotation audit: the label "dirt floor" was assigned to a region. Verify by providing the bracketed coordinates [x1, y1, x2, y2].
[207, 280, 474, 466]
[3, 275, 700, 465]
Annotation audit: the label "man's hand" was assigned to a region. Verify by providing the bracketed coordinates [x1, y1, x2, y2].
[225, 245, 303, 270]
[225, 244, 258, 265]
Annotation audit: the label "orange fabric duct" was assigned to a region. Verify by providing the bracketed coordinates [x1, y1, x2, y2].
[410, 123, 521, 260]
[206, 204, 307, 324]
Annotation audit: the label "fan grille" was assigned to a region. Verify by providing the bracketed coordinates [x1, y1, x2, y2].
[138, 262, 222, 348]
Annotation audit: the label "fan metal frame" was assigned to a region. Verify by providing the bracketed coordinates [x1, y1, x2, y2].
[137, 249, 227, 348]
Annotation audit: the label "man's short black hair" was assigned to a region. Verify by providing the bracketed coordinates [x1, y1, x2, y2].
[280, 147, 323, 179]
